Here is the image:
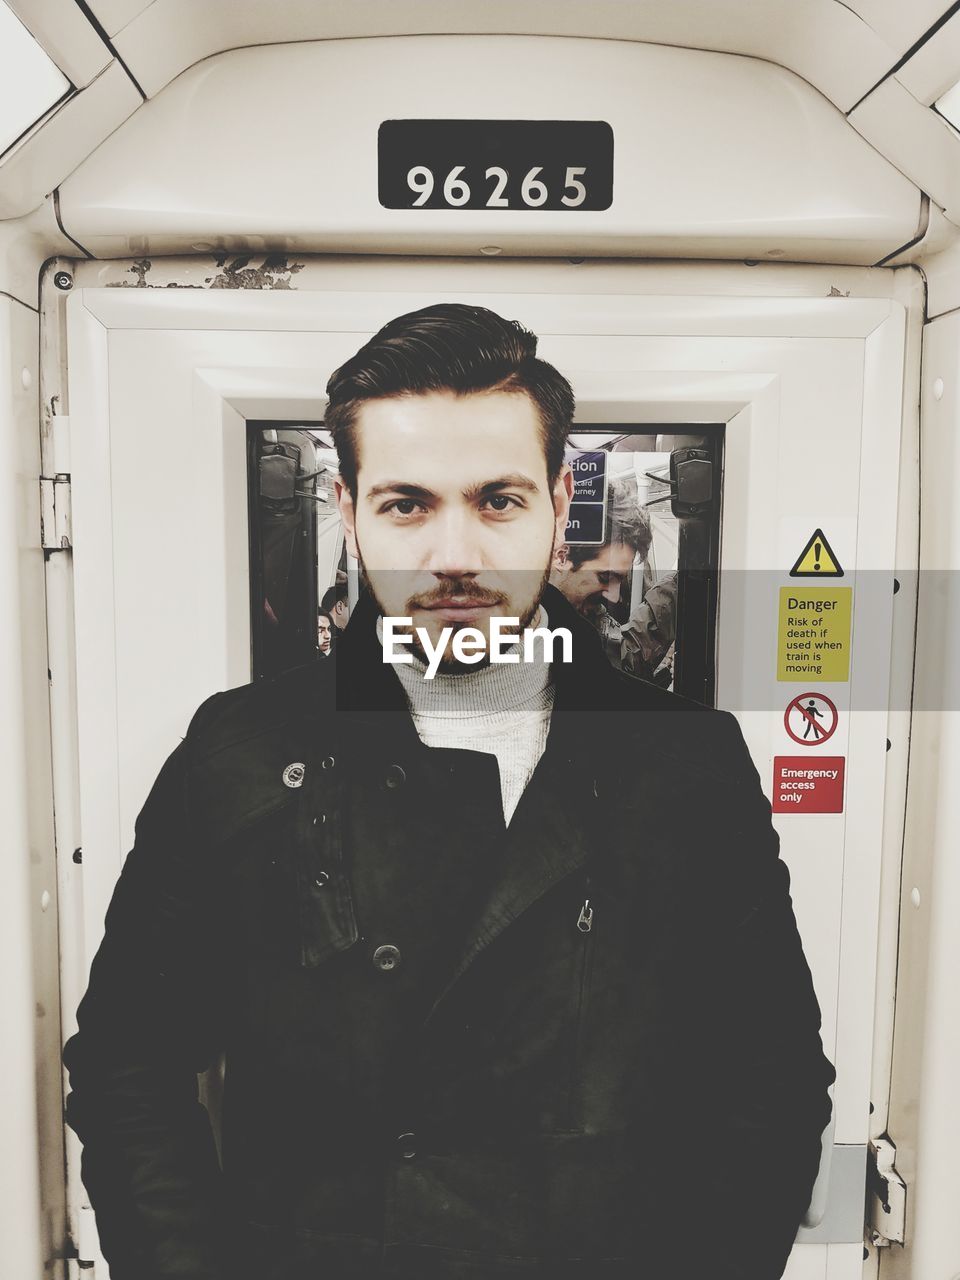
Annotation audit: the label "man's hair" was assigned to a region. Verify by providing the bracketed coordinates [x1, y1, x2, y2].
[325, 303, 575, 496]
[565, 475, 653, 569]
[320, 582, 346, 614]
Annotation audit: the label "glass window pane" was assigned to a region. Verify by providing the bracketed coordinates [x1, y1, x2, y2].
[0, 2, 70, 155]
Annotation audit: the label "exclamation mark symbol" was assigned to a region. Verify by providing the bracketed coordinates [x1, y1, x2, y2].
[814, 540, 822, 572]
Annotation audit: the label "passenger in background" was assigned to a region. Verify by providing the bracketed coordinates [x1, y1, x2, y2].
[320, 573, 350, 634]
[551, 477, 676, 683]
[317, 610, 333, 657]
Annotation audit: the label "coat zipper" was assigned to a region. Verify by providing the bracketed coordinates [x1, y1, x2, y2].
[567, 874, 595, 1130]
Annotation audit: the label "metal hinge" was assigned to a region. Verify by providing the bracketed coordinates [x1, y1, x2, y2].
[866, 1136, 906, 1246]
[40, 412, 72, 551]
[40, 474, 72, 550]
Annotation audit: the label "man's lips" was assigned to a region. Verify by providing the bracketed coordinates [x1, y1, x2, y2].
[415, 599, 504, 622]
[421, 599, 498, 611]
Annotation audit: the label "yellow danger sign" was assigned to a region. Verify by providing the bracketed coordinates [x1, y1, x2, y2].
[778, 587, 852, 682]
[790, 528, 843, 577]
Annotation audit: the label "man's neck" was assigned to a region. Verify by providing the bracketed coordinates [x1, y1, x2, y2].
[377, 607, 556, 823]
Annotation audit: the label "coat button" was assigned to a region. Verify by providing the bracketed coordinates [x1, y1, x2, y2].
[282, 762, 306, 788]
[314, 871, 330, 888]
[372, 944, 402, 973]
[321, 756, 336, 770]
[396, 1131, 417, 1159]
[385, 764, 406, 789]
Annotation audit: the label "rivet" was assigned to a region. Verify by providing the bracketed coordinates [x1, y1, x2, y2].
[321, 756, 335, 770]
[314, 871, 330, 888]
[313, 813, 326, 825]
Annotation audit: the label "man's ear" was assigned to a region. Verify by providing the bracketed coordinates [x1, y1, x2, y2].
[553, 542, 570, 571]
[335, 478, 360, 559]
[552, 463, 573, 547]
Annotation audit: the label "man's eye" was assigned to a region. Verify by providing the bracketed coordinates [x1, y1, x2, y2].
[482, 495, 519, 513]
[384, 499, 424, 517]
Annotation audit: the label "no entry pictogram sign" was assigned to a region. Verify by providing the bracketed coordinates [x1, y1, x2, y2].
[784, 692, 839, 746]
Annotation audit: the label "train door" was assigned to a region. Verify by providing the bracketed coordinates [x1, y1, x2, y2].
[51, 255, 917, 1278]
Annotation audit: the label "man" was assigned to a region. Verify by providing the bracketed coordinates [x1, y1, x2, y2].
[63, 303, 835, 1280]
[321, 573, 350, 632]
[552, 479, 677, 684]
[552, 475, 651, 620]
[317, 609, 333, 656]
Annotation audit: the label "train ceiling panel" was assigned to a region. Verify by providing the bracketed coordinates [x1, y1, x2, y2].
[0, 60, 140, 220]
[842, 0, 952, 61]
[893, 8, 960, 105]
[103, 0, 893, 108]
[2, 0, 960, 261]
[55, 37, 921, 263]
[7, 0, 111, 90]
[84, 0, 152, 41]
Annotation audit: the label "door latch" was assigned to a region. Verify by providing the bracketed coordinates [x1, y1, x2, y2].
[866, 1136, 906, 1246]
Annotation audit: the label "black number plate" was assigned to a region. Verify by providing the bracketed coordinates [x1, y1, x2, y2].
[378, 120, 613, 212]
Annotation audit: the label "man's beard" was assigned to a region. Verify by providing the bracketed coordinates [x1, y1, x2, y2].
[358, 557, 553, 674]
[580, 594, 607, 622]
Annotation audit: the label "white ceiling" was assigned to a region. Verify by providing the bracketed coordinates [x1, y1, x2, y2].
[3, 0, 960, 241]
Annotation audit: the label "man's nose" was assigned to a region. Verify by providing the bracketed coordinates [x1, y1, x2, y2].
[426, 509, 483, 577]
[602, 580, 622, 604]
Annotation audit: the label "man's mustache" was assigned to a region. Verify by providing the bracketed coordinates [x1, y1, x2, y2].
[406, 583, 507, 610]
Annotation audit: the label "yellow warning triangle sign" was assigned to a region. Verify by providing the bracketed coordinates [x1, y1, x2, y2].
[790, 528, 843, 577]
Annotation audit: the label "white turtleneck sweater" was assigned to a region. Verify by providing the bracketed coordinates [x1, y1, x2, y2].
[381, 614, 556, 825]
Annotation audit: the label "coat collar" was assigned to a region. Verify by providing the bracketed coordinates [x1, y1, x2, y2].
[328, 581, 637, 721]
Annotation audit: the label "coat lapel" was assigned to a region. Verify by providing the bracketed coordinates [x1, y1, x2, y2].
[421, 741, 595, 1024]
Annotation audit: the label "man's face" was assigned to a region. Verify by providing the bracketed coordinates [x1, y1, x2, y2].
[551, 541, 637, 621]
[336, 389, 572, 668]
[318, 614, 332, 653]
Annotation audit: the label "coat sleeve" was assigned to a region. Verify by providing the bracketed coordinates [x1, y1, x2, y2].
[684, 711, 837, 1280]
[62, 698, 230, 1279]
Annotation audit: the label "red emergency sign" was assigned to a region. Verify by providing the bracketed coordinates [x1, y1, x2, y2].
[772, 756, 845, 813]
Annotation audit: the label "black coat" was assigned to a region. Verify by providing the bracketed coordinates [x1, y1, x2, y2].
[63, 586, 836, 1280]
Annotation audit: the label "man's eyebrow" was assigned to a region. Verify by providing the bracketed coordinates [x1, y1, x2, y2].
[465, 474, 541, 500]
[365, 481, 437, 501]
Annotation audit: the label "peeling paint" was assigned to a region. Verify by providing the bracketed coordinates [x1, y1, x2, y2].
[205, 254, 306, 290]
[828, 285, 851, 297]
[105, 258, 153, 288]
[101, 253, 308, 290]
